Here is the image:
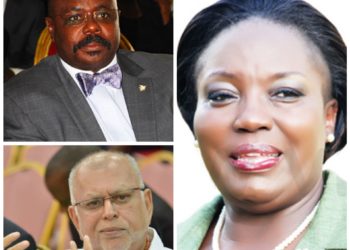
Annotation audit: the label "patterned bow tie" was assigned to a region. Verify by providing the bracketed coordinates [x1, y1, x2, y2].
[76, 64, 122, 96]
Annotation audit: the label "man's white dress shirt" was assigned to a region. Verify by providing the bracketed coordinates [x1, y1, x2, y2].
[61, 57, 136, 141]
[77, 228, 171, 249]
[149, 228, 171, 250]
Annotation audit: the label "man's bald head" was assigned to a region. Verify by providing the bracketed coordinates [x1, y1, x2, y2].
[68, 151, 144, 204]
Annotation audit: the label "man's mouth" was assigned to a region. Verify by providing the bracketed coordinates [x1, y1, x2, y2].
[99, 227, 127, 238]
[73, 35, 111, 53]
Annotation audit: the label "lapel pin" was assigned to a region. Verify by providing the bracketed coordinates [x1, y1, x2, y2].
[139, 84, 147, 92]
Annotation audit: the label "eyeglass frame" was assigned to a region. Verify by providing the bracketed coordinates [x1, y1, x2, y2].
[56, 8, 120, 26]
[72, 186, 147, 211]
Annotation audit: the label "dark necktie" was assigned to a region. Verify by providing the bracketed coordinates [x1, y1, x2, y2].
[76, 64, 122, 96]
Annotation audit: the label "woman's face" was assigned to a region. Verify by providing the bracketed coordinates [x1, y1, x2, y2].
[194, 18, 338, 213]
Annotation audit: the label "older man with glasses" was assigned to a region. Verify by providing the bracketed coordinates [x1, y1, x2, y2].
[67, 151, 171, 250]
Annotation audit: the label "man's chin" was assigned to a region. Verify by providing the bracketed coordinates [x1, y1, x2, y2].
[73, 51, 116, 71]
[99, 238, 131, 250]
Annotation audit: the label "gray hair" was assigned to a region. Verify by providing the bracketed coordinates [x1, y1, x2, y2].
[68, 151, 144, 204]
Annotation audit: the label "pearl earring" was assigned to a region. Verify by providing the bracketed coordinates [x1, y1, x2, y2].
[194, 140, 199, 148]
[327, 134, 335, 143]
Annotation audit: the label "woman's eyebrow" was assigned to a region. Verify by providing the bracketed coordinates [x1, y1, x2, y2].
[204, 70, 238, 80]
[270, 72, 305, 80]
[205, 70, 305, 81]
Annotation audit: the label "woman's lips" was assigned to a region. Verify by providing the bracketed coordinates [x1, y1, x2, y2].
[230, 144, 282, 172]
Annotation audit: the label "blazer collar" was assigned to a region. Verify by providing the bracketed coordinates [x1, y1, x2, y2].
[52, 53, 158, 141]
[117, 51, 158, 141]
[52, 56, 106, 141]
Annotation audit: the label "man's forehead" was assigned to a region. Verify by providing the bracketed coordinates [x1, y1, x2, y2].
[74, 163, 140, 197]
[52, 0, 117, 12]
[77, 157, 138, 180]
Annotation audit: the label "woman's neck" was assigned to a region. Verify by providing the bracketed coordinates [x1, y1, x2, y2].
[221, 176, 323, 250]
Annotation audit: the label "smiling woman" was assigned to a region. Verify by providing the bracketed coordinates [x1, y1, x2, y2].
[176, 0, 346, 249]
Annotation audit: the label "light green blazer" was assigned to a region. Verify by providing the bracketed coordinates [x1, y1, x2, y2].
[178, 170, 346, 250]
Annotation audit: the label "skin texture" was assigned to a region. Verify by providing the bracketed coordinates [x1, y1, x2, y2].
[68, 154, 153, 250]
[194, 18, 338, 248]
[46, 0, 120, 72]
[3, 232, 30, 250]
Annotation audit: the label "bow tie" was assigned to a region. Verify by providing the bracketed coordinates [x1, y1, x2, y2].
[76, 64, 122, 96]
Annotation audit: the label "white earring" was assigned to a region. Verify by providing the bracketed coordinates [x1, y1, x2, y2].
[194, 140, 199, 148]
[327, 134, 335, 143]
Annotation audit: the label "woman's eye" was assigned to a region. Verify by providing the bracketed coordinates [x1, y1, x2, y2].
[207, 91, 238, 105]
[270, 88, 303, 101]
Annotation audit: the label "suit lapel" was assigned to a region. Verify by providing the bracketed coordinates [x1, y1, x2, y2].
[53, 56, 106, 141]
[118, 53, 157, 141]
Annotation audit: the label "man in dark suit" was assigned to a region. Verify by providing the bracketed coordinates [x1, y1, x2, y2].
[4, 0, 173, 141]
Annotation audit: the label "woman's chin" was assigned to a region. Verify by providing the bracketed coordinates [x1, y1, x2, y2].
[222, 186, 288, 214]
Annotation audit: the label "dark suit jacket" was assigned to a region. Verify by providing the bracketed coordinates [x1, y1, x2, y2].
[4, 50, 173, 141]
[4, 0, 46, 68]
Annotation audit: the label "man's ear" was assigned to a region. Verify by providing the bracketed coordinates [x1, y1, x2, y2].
[324, 99, 338, 142]
[45, 17, 55, 41]
[68, 206, 83, 239]
[144, 189, 153, 224]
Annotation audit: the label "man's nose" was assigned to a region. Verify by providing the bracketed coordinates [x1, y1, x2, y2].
[102, 199, 118, 220]
[232, 93, 273, 133]
[82, 13, 101, 34]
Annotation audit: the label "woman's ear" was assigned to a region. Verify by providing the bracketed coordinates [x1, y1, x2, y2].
[324, 99, 338, 143]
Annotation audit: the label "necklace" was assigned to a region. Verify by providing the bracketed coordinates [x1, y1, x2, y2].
[212, 201, 320, 250]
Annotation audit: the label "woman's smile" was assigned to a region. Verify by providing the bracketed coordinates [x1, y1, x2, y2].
[177, 0, 346, 249]
[230, 143, 282, 172]
[194, 17, 336, 211]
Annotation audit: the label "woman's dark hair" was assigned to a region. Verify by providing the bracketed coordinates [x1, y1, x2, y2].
[177, 0, 346, 161]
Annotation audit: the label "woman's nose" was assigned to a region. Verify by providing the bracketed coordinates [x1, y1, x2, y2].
[232, 94, 273, 133]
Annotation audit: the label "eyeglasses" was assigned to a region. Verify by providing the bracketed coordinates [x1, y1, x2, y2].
[73, 187, 146, 211]
[60, 9, 118, 26]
